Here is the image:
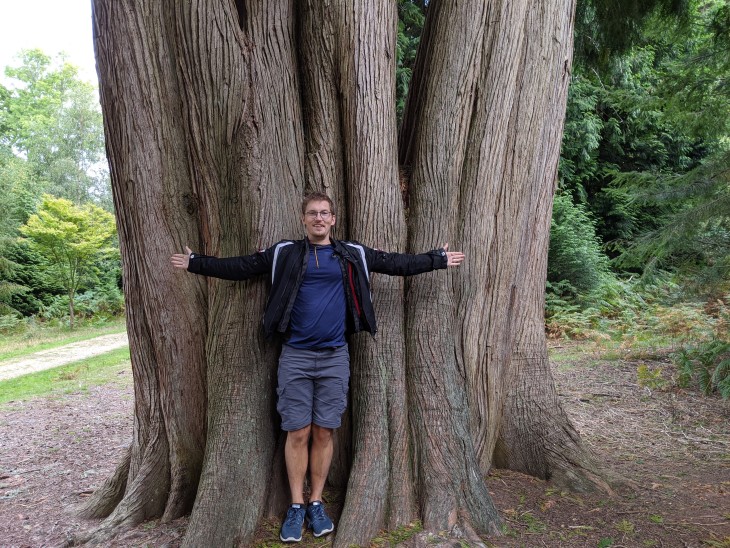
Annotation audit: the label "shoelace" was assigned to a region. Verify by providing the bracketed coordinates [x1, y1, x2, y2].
[308, 504, 326, 522]
[284, 507, 304, 525]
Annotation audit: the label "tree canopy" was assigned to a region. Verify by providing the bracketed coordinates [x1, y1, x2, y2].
[0, 49, 109, 208]
[0, 50, 117, 323]
[19, 194, 116, 328]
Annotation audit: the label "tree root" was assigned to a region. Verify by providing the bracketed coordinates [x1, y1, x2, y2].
[70, 436, 170, 545]
[410, 517, 494, 547]
[73, 445, 131, 519]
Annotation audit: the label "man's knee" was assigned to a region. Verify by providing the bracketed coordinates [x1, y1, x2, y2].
[311, 424, 333, 445]
[287, 424, 312, 446]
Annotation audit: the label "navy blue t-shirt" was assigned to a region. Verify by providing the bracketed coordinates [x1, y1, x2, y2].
[287, 244, 347, 349]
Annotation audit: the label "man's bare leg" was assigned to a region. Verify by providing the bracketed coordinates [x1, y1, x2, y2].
[308, 425, 333, 502]
[285, 424, 311, 504]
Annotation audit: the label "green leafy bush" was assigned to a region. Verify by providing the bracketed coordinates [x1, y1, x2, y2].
[0, 313, 23, 333]
[673, 338, 730, 399]
[40, 286, 124, 322]
[548, 193, 614, 296]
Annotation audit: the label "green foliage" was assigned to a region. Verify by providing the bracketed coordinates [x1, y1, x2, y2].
[574, 0, 689, 69]
[1, 239, 62, 316]
[548, 193, 613, 296]
[41, 287, 124, 321]
[396, 1, 425, 124]
[0, 51, 114, 321]
[0, 149, 34, 313]
[0, 50, 110, 206]
[614, 150, 730, 297]
[19, 195, 117, 327]
[637, 363, 668, 390]
[546, 271, 724, 344]
[559, 59, 702, 248]
[673, 338, 730, 398]
[556, 0, 730, 312]
[649, 0, 730, 143]
[0, 314, 23, 333]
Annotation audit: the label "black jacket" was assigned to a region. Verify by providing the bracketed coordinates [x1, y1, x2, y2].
[187, 237, 448, 337]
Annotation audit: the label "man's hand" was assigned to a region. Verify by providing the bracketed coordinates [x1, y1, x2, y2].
[442, 243, 465, 267]
[171, 246, 193, 270]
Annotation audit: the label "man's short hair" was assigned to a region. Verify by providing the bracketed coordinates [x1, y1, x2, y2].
[301, 192, 335, 216]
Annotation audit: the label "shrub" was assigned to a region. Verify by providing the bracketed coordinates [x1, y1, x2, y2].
[39, 286, 124, 322]
[673, 339, 730, 399]
[0, 313, 24, 333]
[548, 193, 615, 297]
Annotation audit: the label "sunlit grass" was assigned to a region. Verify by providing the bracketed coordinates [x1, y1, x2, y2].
[0, 316, 126, 361]
[0, 346, 131, 405]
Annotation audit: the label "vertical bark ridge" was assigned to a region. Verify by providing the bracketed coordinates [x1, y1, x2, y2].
[160, 0, 251, 522]
[333, 1, 416, 545]
[298, 0, 348, 234]
[185, 0, 305, 545]
[399, 0, 501, 535]
[84, 0, 208, 540]
[451, 0, 532, 471]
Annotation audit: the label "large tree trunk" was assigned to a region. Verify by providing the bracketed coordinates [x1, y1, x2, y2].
[180, 1, 305, 545]
[398, 0, 503, 534]
[332, 2, 419, 544]
[77, 1, 209, 543]
[490, 0, 612, 492]
[84, 0, 606, 545]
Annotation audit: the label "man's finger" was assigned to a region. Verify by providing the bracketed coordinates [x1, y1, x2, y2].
[185, 245, 192, 255]
[442, 242, 449, 251]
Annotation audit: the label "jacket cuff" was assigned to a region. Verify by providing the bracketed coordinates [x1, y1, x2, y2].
[187, 252, 207, 274]
[434, 248, 448, 269]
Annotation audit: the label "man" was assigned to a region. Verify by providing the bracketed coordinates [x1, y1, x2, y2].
[170, 192, 464, 542]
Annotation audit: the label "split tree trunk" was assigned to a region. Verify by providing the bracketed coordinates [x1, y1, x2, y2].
[491, 0, 610, 492]
[84, 0, 608, 545]
[78, 0, 210, 541]
[331, 2, 419, 544]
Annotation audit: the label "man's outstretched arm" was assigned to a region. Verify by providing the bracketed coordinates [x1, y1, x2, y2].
[170, 245, 271, 280]
[363, 242, 465, 276]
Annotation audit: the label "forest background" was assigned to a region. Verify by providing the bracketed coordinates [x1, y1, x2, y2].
[0, 0, 728, 395]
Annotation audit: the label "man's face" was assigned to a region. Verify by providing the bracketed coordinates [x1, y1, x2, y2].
[302, 200, 336, 242]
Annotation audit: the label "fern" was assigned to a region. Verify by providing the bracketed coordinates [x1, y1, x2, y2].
[671, 340, 730, 399]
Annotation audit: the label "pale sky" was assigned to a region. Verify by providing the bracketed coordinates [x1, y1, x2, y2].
[0, 0, 97, 85]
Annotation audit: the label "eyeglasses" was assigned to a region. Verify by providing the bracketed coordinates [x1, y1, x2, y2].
[305, 210, 333, 220]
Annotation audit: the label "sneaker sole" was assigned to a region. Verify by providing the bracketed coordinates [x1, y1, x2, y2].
[280, 533, 303, 542]
[311, 525, 334, 537]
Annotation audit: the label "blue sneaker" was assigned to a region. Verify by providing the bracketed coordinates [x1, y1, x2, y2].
[306, 500, 334, 537]
[280, 503, 306, 542]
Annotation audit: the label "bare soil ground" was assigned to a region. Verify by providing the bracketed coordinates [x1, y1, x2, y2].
[0, 345, 728, 547]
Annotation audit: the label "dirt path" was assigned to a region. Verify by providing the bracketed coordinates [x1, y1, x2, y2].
[0, 333, 129, 382]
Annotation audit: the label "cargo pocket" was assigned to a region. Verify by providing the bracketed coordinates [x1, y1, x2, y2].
[336, 378, 350, 416]
[276, 385, 287, 417]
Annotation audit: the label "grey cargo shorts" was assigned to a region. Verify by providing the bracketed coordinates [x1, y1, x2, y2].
[276, 343, 350, 431]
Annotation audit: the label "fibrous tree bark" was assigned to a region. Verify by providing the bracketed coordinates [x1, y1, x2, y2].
[82, 0, 608, 545]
